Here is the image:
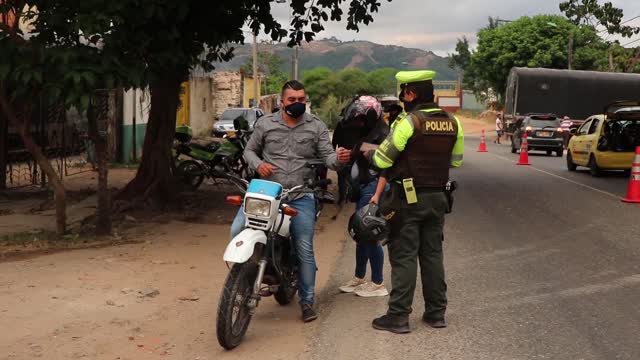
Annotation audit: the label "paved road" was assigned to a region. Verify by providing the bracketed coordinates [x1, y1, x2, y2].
[308, 137, 640, 360]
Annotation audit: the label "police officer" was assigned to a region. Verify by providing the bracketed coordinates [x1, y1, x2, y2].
[369, 70, 464, 334]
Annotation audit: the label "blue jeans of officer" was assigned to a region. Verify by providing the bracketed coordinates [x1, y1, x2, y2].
[230, 194, 317, 305]
[355, 180, 385, 285]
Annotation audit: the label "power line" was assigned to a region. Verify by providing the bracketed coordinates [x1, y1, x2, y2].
[622, 37, 640, 47]
[620, 15, 640, 26]
[597, 15, 640, 33]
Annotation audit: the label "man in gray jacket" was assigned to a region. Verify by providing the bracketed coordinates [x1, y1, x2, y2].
[230, 80, 351, 322]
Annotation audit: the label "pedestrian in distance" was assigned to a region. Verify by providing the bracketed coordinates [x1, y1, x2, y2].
[493, 114, 503, 144]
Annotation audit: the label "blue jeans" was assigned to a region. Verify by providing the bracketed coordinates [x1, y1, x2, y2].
[355, 180, 385, 285]
[230, 194, 317, 305]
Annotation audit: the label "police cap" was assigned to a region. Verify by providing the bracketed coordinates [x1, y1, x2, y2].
[395, 70, 437, 85]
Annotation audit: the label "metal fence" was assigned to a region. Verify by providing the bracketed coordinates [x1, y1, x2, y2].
[1, 90, 118, 190]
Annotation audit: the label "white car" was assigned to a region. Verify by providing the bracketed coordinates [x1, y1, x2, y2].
[213, 108, 264, 137]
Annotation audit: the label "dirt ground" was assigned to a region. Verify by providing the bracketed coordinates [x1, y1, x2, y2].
[0, 115, 483, 359]
[1, 169, 351, 359]
[457, 114, 495, 136]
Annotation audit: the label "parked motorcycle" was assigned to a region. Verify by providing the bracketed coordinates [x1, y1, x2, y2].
[173, 119, 252, 190]
[216, 162, 331, 350]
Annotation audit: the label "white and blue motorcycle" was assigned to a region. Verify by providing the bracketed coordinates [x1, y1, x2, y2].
[216, 161, 331, 350]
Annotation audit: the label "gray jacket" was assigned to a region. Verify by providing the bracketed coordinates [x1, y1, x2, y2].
[244, 111, 340, 191]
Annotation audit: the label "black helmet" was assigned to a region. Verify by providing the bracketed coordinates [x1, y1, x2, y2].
[348, 203, 390, 245]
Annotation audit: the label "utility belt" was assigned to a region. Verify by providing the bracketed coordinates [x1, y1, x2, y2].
[380, 179, 457, 221]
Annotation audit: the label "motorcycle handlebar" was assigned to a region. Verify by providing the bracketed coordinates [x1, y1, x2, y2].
[283, 178, 332, 197]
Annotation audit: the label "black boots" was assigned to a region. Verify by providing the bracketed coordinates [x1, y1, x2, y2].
[372, 314, 411, 334]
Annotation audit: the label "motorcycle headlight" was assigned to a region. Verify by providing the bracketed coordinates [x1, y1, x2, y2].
[244, 197, 271, 217]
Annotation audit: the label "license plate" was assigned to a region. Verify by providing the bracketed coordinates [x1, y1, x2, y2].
[537, 131, 552, 137]
[227, 131, 237, 137]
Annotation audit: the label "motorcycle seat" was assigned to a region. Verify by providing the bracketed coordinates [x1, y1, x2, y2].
[191, 142, 219, 152]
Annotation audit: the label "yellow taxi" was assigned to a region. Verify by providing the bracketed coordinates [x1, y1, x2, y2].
[567, 102, 640, 176]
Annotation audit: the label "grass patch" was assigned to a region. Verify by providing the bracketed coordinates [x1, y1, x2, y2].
[0, 230, 62, 246]
[0, 230, 91, 246]
[110, 162, 140, 169]
[457, 110, 483, 119]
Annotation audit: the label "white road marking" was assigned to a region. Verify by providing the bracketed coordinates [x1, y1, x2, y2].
[479, 149, 621, 200]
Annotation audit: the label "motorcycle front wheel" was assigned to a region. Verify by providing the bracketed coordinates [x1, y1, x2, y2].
[176, 160, 205, 190]
[216, 262, 258, 350]
[274, 271, 298, 305]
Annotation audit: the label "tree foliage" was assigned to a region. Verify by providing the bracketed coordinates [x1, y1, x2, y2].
[240, 48, 288, 95]
[450, 2, 640, 104]
[449, 15, 620, 104]
[1, 0, 393, 209]
[559, 0, 640, 37]
[448, 36, 471, 71]
[316, 94, 344, 129]
[303, 66, 397, 105]
[302, 66, 398, 129]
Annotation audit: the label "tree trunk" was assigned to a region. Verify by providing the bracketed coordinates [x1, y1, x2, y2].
[0, 111, 7, 190]
[626, 47, 640, 73]
[94, 128, 111, 234]
[115, 77, 182, 208]
[88, 91, 112, 235]
[0, 93, 66, 235]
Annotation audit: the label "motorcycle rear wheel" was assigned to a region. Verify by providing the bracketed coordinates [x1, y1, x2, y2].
[216, 262, 258, 350]
[176, 160, 205, 190]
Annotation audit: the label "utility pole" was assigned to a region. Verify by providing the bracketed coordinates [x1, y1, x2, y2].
[568, 31, 574, 70]
[292, 46, 299, 80]
[252, 32, 259, 107]
[609, 51, 615, 72]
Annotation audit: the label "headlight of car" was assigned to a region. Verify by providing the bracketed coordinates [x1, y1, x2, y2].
[244, 197, 271, 217]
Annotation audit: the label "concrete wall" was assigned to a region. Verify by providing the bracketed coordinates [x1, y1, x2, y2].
[180, 72, 259, 136]
[462, 90, 487, 111]
[121, 88, 150, 163]
[176, 82, 190, 127]
[188, 77, 215, 137]
[212, 71, 244, 119]
[242, 76, 261, 108]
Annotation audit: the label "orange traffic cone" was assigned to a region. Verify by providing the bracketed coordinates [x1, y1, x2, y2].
[477, 129, 488, 152]
[621, 146, 640, 203]
[517, 133, 531, 166]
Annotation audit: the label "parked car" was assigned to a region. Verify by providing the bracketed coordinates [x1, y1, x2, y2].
[511, 114, 564, 157]
[566, 101, 640, 176]
[212, 108, 264, 137]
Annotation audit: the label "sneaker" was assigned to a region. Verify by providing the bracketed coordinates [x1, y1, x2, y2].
[301, 304, 318, 323]
[372, 314, 410, 334]
[339, 277, 366, 293]
[354, 282, 389, 297]
[422, 315, 447, 329]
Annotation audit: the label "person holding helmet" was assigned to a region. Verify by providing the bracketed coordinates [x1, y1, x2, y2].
[365, 70, 463, 334]
[338, 96, 390, 298]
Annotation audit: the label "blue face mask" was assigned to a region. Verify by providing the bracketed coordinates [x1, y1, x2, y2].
[284, 102, 306, 119]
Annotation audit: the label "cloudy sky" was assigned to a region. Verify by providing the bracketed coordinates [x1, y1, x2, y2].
[265, 0, 640, 55]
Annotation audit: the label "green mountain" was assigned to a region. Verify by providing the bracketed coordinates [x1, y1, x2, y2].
[214, 38, 460, 81]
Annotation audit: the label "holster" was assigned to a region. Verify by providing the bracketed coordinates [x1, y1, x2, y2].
[379, 183, 403, 223]
[444, 180, 458, 214]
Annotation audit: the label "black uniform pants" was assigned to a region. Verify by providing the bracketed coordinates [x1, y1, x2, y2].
[387, 189, 448, 320]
